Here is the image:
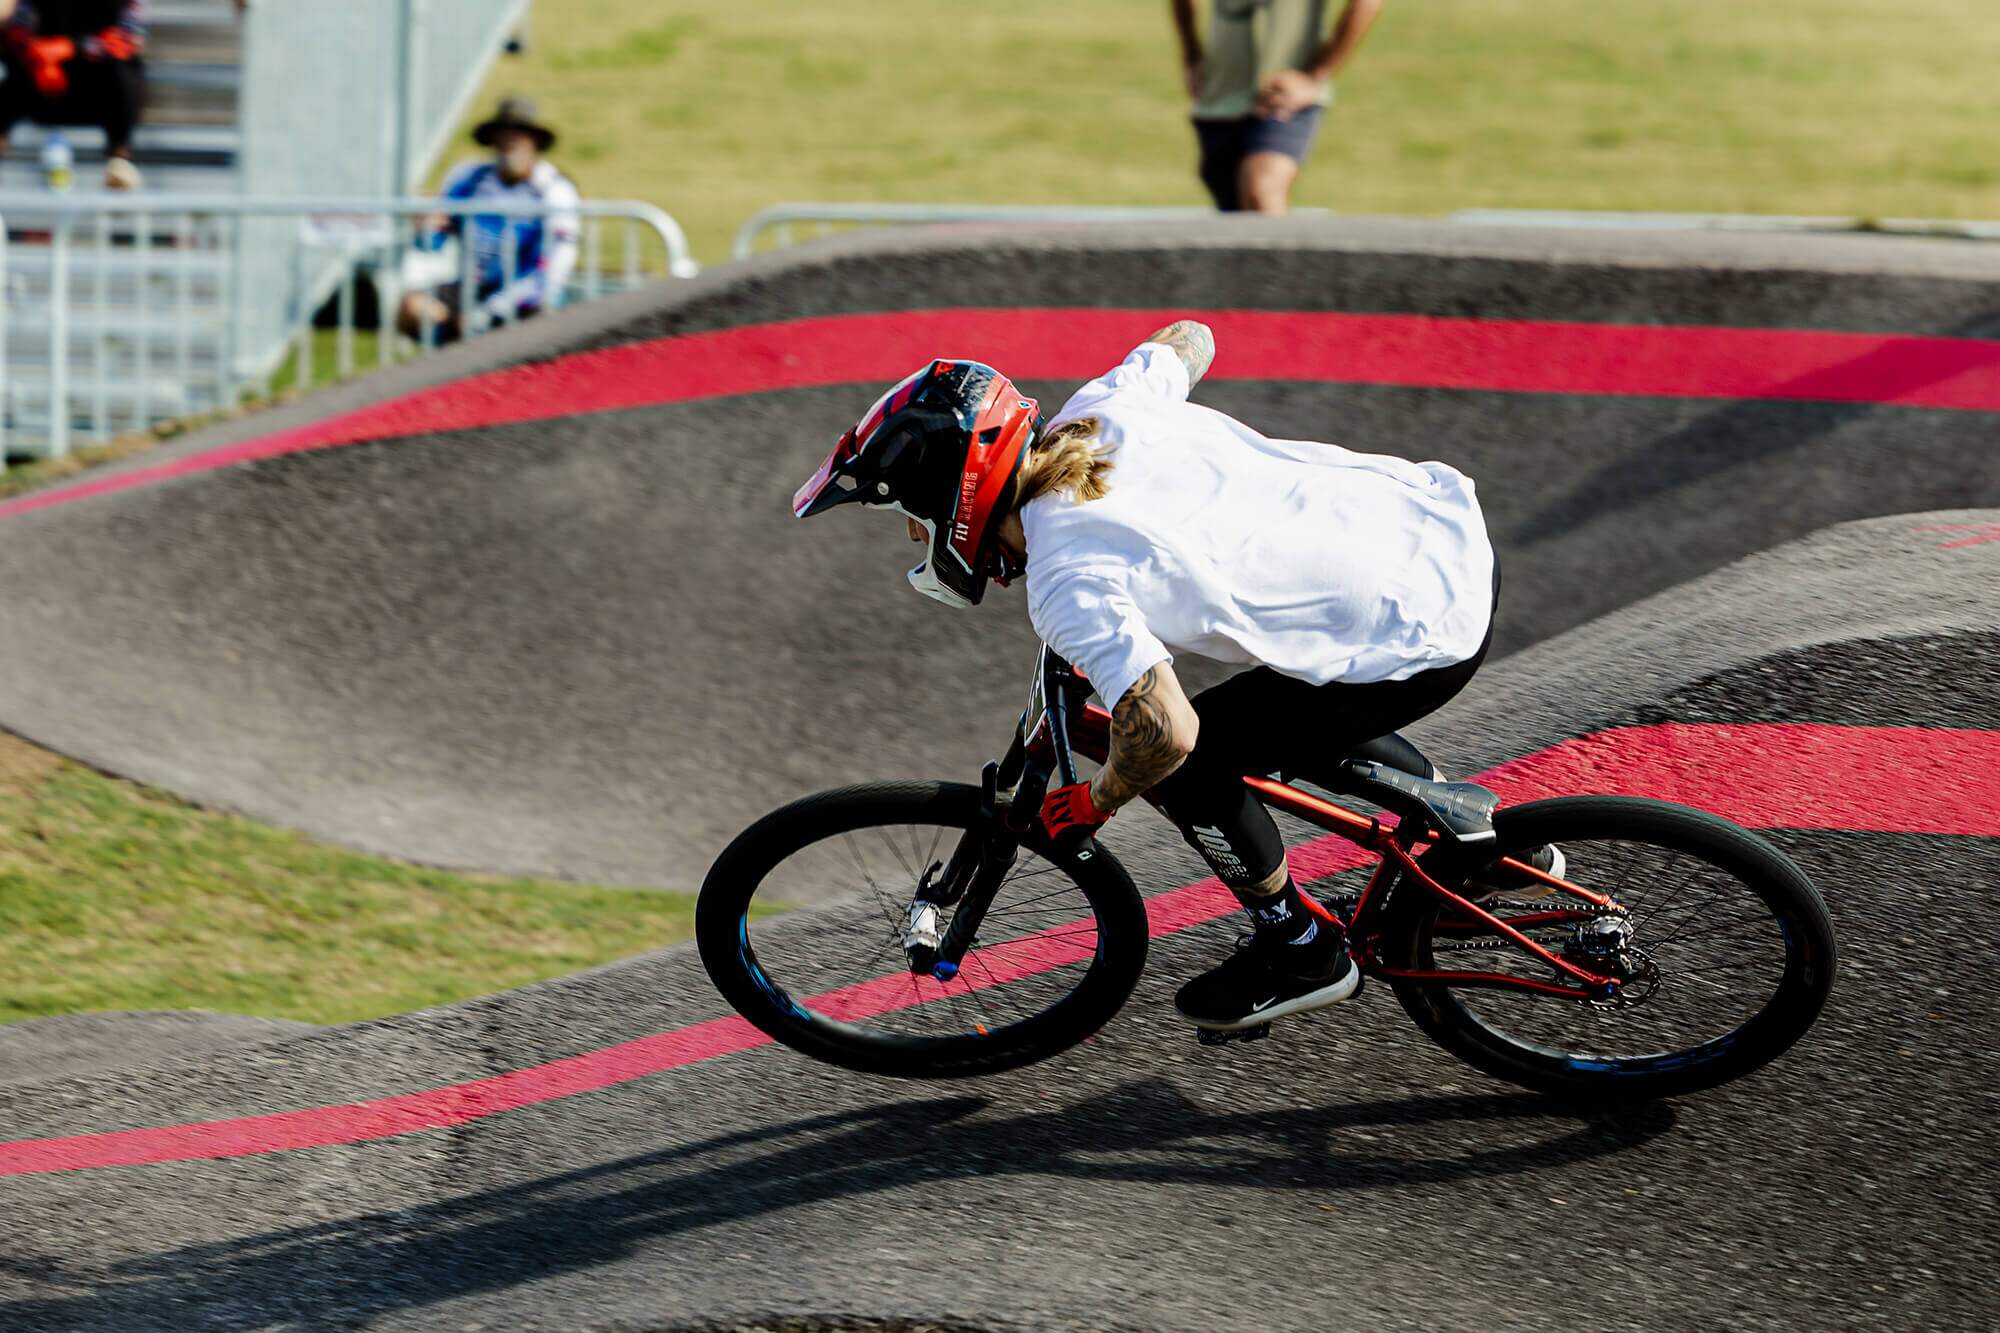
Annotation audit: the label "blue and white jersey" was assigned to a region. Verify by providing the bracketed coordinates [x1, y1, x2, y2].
[434, 157, 582, 315]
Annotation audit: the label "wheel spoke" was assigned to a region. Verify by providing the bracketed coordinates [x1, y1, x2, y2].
[836, 834, 907, 936]
[994, 878, 1080, 907]
[999, 863, 1068, 888]
[877, 827, 918, 883]
[734, 807, 1119, 1061]
[960, 924, 1104, 944]
[1431, 823, 1810, 1074]
[1629, 848, 1692, 928]
[962, 950, 1023, 1024]
[1649, 910, 1772, 949]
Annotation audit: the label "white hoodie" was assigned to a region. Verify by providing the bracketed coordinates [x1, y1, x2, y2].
[1023, 342, 1497, 709]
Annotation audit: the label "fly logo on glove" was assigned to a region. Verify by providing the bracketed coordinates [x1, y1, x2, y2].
[1039, 780, 1109, 851]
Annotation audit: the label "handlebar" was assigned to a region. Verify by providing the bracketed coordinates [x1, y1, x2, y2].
[999, 646, 1091, 834]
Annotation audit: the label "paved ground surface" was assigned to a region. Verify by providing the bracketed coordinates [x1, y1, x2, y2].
[0, 1014, 318, 1090]
[0, 221, 1995, 1331]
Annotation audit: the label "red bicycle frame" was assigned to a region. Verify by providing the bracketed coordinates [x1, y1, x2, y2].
[1022, 687, 1626, 1003]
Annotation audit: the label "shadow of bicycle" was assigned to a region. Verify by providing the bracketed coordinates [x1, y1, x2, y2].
[6, 1079, 1674, 1330]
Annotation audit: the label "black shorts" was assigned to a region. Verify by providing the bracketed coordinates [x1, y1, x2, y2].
[0, 55, 145, 147]
[1192, 107, 1324, 211]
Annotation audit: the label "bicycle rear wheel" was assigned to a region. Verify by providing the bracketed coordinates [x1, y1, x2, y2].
[696, 781, 1149, 1078]
[1385, 795, 1836, 1102]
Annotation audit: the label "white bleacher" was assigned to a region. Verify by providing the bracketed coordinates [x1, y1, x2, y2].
[0, 0, 549, 459]
[0, 0, 241, 450]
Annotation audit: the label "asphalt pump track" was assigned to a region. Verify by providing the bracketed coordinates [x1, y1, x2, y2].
[0, 221, 1994, 1331]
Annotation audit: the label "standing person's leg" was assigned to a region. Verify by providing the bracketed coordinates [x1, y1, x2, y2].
[100, 56, 143, 187]
[1234, 106, 1323, 215]
[1192, 117, 1249, 212]
[0, 59, 43, 165]
[63, 55, 147, 188]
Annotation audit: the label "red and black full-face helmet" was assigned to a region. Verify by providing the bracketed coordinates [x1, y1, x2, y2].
[793, 359, 1039, 608]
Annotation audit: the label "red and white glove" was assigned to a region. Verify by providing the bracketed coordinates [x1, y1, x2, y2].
[84, 28, 143, 62]
[1040, 780, 1109, 849]
[25, 37, 75, 96]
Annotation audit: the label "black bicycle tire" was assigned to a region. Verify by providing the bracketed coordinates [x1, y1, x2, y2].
[696, 780, 1150, 1079]
[1384, 795, 1836, 1103]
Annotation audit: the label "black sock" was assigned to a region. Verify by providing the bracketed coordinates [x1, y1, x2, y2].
[1234, 878, 1331, 949]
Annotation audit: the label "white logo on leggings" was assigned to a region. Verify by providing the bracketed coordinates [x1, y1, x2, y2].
[1191, 825, 1250, 881]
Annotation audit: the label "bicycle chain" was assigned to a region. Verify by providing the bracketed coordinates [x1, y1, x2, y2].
[1415, 897, 1626, 955]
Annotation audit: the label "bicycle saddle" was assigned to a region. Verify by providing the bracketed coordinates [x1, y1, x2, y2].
[1332, 759, 1499, 845]
[1344, 730, 1442, 781]
[1278, 730, 1441, 792]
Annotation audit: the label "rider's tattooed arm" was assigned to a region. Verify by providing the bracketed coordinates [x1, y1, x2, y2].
[1089, 662, 1200, 813]
[1142, 319, 1216, 388]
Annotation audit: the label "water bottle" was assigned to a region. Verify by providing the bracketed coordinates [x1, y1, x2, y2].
[40, 132, 73, 192]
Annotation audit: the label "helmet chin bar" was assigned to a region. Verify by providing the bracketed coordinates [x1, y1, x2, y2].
[887, 504, 982, 609]
[907, 559, 974, 609]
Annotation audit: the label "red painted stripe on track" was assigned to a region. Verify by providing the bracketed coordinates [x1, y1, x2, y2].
[4, 308, 1996, 524]
[1920, 522, 2000, 550]
[2, 720, 1995, 1178]
[1481, 722, 2000, 837]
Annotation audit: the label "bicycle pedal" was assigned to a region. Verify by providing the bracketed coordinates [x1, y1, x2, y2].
[1195, 1022, 1272, 1047]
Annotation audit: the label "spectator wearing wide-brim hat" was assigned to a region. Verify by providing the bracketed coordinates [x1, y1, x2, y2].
[399, 96, 580, 345]
[473, 95, 556, 152]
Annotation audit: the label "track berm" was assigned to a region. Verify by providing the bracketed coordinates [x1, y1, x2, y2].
[0, 220, 1994, 1331]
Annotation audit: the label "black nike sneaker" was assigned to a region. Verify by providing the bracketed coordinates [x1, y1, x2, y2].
[1174, 930, 1362, 1032]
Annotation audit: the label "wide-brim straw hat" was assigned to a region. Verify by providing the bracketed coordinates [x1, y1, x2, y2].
[473, 96, 556, 152]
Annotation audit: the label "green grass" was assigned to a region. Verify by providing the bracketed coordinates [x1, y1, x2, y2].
[0, 734, 713, 1025]
[0, 431, 161, 504]
[439, 0, 2000, 264]
[266, 327, 389, 397]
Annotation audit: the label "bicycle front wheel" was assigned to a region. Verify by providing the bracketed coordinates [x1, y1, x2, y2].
[696, 781, 1149, 1078]
[1386, 796, 1836, 1102]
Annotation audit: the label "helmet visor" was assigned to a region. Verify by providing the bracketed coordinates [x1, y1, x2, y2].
[793, 430, 864, 518]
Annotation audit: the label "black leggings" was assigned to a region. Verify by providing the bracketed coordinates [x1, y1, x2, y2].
[1150, 570, 1499, 892]
[0, 55, 145, 152]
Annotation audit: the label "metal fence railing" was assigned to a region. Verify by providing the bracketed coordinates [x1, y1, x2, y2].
[737, 203, 2000, 261]
[0, 193, 695, 461]
[1448, 208, 2000, 240]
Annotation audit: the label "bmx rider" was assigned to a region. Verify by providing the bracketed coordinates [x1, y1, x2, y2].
[791, 321, 1552, 1032]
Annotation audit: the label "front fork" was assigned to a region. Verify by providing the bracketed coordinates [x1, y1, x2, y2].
[903, 760, 1022, 980]
[905, 660, 1090, 979]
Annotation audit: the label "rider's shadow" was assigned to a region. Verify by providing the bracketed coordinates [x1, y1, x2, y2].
[6, 1081, 1674, 1330]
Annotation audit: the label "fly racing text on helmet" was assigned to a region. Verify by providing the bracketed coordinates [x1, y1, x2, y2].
[793, 359, 1039, 608]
